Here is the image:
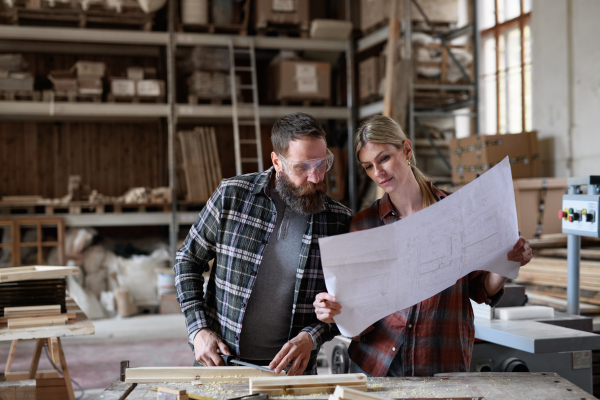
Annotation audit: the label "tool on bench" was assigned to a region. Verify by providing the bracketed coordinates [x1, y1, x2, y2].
[228, 393, 269, 400]
[220, 355, 276, 374]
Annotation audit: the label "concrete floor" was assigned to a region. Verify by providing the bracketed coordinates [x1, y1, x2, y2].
[0, 313, 330, 400]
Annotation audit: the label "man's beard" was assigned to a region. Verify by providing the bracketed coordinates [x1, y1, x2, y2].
[275, 171, 328, 215]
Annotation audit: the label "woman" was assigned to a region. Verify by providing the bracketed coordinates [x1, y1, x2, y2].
[314, 115, 532, 377]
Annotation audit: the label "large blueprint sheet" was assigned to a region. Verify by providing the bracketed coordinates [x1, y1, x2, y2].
[319, 157, 521, 337]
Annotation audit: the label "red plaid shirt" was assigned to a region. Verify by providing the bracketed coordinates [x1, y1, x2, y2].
[347, 184, 504, 377]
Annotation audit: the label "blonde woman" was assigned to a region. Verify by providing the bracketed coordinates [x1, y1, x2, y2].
[314, 115, 532, 377]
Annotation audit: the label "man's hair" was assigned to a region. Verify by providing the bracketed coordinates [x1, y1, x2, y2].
[271, 113, 326, 156]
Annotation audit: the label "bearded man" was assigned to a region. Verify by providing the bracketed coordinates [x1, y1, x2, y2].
[175, 113, 352, 376]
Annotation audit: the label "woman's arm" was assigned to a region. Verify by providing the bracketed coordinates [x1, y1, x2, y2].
[486, 236, 533, 296]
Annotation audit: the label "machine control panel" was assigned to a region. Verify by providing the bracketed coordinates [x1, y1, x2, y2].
[561, 195, 600, 238]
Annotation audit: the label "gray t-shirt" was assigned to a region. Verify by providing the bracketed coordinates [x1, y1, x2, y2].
[238, 185, 308, 360]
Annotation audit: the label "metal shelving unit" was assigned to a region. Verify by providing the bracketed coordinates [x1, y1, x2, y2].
[0, 5, 357, 256]
[357, 0, 478, 183]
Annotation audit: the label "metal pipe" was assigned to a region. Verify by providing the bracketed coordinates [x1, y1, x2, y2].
[167, 0, 179, 264]
[567, 184, 581, 315]
[472, 0, 480, 136]
[345, 33, 357, 212]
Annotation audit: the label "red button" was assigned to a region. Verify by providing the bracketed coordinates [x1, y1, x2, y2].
[558, 210, 565, 219]
[569, 216, 573, 222]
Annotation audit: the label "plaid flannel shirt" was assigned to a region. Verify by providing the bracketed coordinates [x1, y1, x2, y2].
[347, 184, 504, 377]
[175, 168, 352, 374]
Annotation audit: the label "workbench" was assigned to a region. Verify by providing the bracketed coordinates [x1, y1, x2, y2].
[99, 372, 597, 400]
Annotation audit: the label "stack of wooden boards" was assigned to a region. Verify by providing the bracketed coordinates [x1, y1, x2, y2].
[177, 127, 223, 203]
[1, 305, 75, 329]
[0, 265, 80, 330]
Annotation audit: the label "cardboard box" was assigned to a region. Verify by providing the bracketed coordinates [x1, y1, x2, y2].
[270, 60, 330, 101]
[360, 0, 458, 33]
[513, 178, 568, 240]
[136, 79, 164, 97]
[188, 71, 239, 98]
[160, 293, 182, 314]
[126, 67, 145, 80]
[72, 61, 106, 78]
[110, 78, 136, 97]
[359, 56, 381, 100]
[255, 0, 309, 29]
[450, 131, 540, 184]
[48, 70, 77, 92]
[78, 78, 103, 95]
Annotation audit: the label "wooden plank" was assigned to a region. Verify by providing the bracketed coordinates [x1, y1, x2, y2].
[4, 340, 17, 374]
[331, 385, 385, 400]
[8, 315, 68, 329]
[28, 339, 44, 379]
[4, 305, 61, 317]
[55, 337, 76, 400]
[208, 127, 223, 189]
[0, 266, 79, 283]
[0, 319, 94, 342]
[125, 367, 285, 383]
[250, 374, 368, 395]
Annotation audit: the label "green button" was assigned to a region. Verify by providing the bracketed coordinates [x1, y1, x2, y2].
[569, 208, 574, 214]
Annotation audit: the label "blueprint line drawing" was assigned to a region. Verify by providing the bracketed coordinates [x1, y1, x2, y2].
[318, 157, 521, 337]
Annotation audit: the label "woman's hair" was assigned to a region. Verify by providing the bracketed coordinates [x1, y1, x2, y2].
[354, 115, 437, 209]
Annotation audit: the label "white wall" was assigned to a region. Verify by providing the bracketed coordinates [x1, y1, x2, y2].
[532, 0, 600, 177]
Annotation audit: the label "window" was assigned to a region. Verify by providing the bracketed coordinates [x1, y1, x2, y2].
[479, 0, 531, 134]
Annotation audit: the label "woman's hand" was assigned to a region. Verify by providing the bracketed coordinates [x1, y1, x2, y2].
[508, 236, 533, 266]
[313, 292, 342, 324]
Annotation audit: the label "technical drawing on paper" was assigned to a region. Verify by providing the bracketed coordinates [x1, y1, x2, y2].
[462, 211, 501, 269]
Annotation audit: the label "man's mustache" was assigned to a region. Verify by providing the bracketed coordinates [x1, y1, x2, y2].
[293, 181, 327, 196]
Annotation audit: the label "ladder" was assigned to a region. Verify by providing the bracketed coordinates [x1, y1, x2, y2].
[227, 37, 264, 176]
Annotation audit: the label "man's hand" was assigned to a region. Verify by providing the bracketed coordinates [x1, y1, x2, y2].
[269, 331, 313, 376]
[508, 236, 533, 266]
[313, 292, 341, 324]
[193, 328, 231, 366]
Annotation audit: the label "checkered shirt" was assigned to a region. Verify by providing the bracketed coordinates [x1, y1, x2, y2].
[347, 184, 504, 377]
[175, 168, 352, 374]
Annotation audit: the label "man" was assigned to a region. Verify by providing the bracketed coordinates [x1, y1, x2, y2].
[175, 113, 352, 375]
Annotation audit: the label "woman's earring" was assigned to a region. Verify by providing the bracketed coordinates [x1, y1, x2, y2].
[406, 159, 411, 166]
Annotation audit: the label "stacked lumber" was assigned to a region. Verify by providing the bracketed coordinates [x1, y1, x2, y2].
[4, 305, 69, 329]
[515, 257, 600, 307]
[178, 127, 222, 203]
[0, 266, 79, 329]
[249, 373, 368, 396]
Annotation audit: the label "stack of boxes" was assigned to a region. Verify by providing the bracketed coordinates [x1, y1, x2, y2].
[0, 54, 35, 95]
[109, 67, 165, 102]
[47, 61, 105, 100]
[187, 47, 240, 103]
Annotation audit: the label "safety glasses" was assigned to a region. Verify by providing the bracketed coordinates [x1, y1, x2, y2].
[278, 148, 334, 177]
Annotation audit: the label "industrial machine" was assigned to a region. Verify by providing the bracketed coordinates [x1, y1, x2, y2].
[323, 176, 600, 394]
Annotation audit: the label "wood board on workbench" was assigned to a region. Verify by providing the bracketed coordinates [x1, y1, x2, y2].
[250, 373, 368, 395]
[125, 366, 285, 383]
[100, 373, 598, 400]
[0, 265, 79, 283]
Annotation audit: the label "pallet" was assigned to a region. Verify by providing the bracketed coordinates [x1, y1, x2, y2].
[179, 22, 248, 35]
[42, 90, 102, 103]
[279, 98, 330, 107]
[107, 93, 165, 103]
[0, 0, 154, 31]
[0, 201, 170, 216]
[187, 94, 231, 105]
[0, 90, 42, 101]
[256, 22, 309, 38]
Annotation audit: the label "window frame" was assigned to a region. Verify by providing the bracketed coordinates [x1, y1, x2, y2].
[480, 0, 531, 134]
